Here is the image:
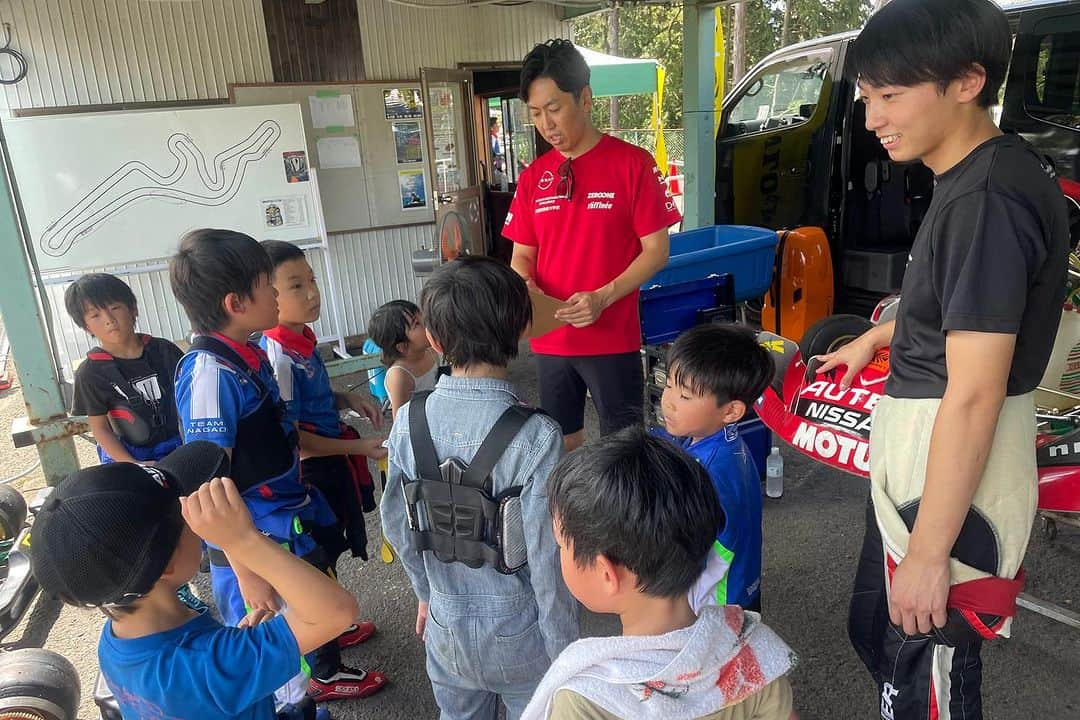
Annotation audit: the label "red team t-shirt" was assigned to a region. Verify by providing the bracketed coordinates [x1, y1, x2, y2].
[502, 134, 681, 356]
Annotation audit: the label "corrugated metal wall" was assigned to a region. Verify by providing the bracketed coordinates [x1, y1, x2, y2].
[357, 1, 569, 80]
[0, 0, 567, 379]
[0, 0, 273, 109]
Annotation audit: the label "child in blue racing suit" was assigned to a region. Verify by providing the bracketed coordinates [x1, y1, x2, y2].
[654, 323, 774, 612]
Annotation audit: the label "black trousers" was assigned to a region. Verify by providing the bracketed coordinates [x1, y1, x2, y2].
[848, 499, 985, 720]
[535, 351, 644, 436]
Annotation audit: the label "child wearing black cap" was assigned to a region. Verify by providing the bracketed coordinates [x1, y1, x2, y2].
[30, 441, 360, 720]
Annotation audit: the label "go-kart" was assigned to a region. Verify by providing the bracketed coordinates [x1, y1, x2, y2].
[0, 483, 82, 720]
[755, 309, 1080, 631]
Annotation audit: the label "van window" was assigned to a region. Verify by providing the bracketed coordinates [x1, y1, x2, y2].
[723, 50, 833, 138]
[1028, 30, 1080, 129]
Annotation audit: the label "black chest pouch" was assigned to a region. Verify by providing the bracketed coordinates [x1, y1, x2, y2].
[403, 391, 539, 575]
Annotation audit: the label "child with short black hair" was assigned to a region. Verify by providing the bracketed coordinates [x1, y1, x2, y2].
[260, 240, 384, 559]
[367, 299, 438, 419]
[523, 427, 795, 720]
[170, 229, 386, 715]
[66, 272, 184, 465]
[259, 240, 385, 654]
[30, 441, 361, 720]
[657, 323, 774, 612]
[380, 255, 579, 719]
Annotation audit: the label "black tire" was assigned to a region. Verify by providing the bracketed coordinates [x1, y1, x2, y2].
[799, 314, 874, 360]
[0, 648, 81, 720]
[0, 485, 27, 542]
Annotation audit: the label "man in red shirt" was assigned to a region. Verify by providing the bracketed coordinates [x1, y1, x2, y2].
[504, 39, 681, 451]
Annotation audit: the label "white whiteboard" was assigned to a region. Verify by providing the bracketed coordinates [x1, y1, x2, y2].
[4, 104, 320, 273]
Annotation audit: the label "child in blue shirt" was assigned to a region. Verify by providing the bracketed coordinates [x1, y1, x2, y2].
[260, 241, 385, 564]
[170, 230, 386, 714]
[655, 323, 774, 612]
[29, 441, 360, 720]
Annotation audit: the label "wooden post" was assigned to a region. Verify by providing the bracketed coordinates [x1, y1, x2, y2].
[733, 2, 747, 83]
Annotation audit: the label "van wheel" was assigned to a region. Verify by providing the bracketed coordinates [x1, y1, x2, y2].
[799, 314, 874, 360]
[0, 649, 81, 720]
[0, 486, 27, 541]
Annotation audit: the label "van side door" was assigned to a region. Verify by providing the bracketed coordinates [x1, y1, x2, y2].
[1001, 4, 1080, 198]
[715, 42, 844, 232]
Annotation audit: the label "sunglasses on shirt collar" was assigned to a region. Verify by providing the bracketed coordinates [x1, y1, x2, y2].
[557, 157, 574, 201]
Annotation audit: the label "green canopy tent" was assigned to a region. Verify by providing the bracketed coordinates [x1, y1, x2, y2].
[575, 43, 660, 97]
[574, 43, 670, 175]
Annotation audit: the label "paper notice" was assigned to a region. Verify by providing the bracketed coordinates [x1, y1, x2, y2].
[262, 196, 308, 229]
[316, 136, 363, 169]
[309, 94, 355, 129]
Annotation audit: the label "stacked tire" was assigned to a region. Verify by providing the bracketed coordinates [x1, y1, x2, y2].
[0, 648, 80, 720]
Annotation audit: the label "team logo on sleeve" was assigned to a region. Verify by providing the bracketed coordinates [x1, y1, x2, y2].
[537, 170, 555, 191]
[503, 211, 513, 227]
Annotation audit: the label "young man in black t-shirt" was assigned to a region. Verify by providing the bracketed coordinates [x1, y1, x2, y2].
[67, 273, 185, 465]
[817, 1, 1070, 717]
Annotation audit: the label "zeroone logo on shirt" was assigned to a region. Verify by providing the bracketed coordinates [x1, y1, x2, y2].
[504, 211, 513, 226]
[585, 191, 614, 211]
[537, 170, 555, 191]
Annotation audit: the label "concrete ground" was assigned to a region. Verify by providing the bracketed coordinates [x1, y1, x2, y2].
[0, 345, 1078, 719]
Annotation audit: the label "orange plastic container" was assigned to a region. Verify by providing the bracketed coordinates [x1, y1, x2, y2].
[762, 226, 834, 342]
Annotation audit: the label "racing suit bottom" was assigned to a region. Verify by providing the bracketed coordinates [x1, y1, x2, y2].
[849, 499, 984, 720]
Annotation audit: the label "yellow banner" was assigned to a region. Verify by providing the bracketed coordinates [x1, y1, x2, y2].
[652, 64, 668, 172]
[715, 7, 726, 134]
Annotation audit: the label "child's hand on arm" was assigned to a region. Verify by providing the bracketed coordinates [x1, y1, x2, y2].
[234, 567, 280, 613]
[179, 476, 281, 612]
[238, 607, 276, 629]
[182, 477, 358, 654]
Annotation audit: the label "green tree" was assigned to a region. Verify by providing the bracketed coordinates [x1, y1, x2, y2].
[573, 5, 684, 130]
[573, 1, 873, 130]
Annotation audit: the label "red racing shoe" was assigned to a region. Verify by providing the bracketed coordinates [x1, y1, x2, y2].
[309, 665, 387, 702]
[336, 622, 376, 649]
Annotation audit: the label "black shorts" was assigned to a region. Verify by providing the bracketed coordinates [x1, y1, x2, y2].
[535, 352, 644, 436]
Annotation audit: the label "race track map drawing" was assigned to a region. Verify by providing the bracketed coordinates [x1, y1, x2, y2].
[39, 120, 282, 258]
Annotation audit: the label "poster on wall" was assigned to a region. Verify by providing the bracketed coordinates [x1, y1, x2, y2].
[283, 151, 310, 182]
[384, 88, 423, 119]
[398, 169, 427, 210]
[392, 122, 423, 164]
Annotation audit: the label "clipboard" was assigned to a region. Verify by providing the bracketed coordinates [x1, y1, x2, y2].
[528, 289, 570, 338]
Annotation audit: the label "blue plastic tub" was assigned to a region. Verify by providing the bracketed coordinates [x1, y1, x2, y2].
[639, 225, 777, 345]
[643, 224, 777, 301]
[640, 275, 734, 345]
